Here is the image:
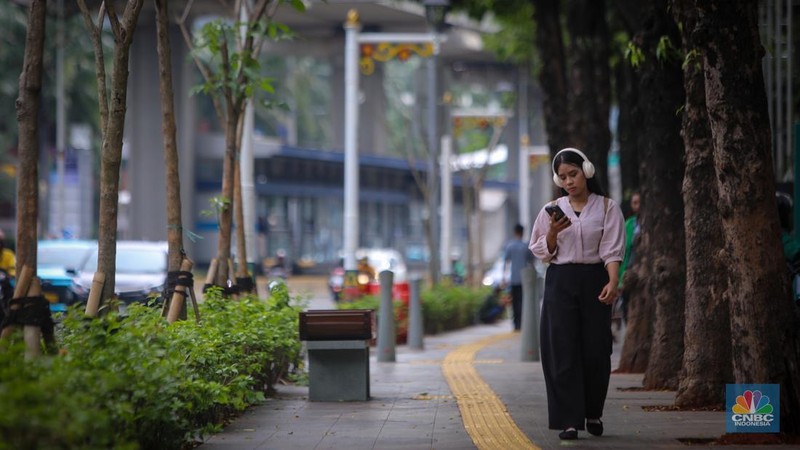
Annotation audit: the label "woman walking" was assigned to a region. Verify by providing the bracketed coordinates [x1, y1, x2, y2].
[529, 148, 625, 440]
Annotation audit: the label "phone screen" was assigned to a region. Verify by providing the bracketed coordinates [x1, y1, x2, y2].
[546, 205, 565, 221]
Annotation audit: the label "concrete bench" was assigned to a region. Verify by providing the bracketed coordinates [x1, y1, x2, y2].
[299, 309, 375, 401]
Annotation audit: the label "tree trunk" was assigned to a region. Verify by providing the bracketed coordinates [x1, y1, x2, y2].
[14, 0, 46, 273]
[701, 1, 800, 433]
[234, 149, 252, 290]
[566, 0, 612, 182]
[90, 1, 144, 305]
[672, 0, 732, 408]
[531, 0, 570, 152]
[214, 104, 237, 288]
[616, 229, 654, 373]
[154, 0, 188, 318]
[613, 55, 641, 199]
[636, 2, 686, 391]
[612, 0, 646, 202]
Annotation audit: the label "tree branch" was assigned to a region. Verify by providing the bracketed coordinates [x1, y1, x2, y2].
[76, 0, 110, 137]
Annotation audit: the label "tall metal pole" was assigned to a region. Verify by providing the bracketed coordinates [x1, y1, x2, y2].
[55, 0, 66, 238]
[518, 66, 530, 231]
[240, 2, 257, 274]
[343, 11, 361, 296]
[426, 36, 440, 283]
[440, 135, 452, 277]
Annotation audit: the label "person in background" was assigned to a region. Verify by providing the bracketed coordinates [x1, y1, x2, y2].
[529, 147, 625, 441]
[478, 284, 506, 324]
[0, 229, 15, 278]
[616, 191, 641, 324]
[503, 223, 534, 331]
[777, 192, 800, 260]
[776, 192, 800, 303]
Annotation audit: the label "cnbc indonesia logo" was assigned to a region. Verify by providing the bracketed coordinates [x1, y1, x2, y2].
[726, 385, 779, 433]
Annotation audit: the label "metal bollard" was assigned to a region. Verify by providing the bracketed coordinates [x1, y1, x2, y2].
[407, 276, 424, 350]
[520, 266, 540, 361]
[376, 270, 396, 362]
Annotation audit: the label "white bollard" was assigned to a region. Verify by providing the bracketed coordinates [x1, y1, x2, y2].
[376, 270, 396, 362]
[520, 266, 540, 361]
[407, 277, 424, 350]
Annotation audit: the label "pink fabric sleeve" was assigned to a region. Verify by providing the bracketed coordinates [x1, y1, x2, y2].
[599, 199, 626, 265]
[529, 204, 556, 262]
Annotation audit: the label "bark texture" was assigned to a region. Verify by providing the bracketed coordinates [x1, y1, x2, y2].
[700, 1, 800, 432]
[616, 228, 654, 373]
[672, 0, 732, 408]
[155, 0, 189, 317]
[565, 0, 612, 181]
[615, 1, 687, 382]
[637, 2, 686, 391]
[531, 0, 570, 152]
[14, 0, 46, 273]
[96, 1, 144, 303]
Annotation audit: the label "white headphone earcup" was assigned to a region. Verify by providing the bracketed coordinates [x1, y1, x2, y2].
[582, 161, 595, 179]
[553, 173, 563, 187]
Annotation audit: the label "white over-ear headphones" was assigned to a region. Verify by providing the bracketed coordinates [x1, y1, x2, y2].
[551, 147, 595, 187]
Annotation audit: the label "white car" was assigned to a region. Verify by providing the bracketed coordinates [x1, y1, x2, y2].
[71, 241, 169, 304]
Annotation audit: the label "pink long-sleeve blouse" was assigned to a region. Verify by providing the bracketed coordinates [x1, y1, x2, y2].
[529, 193, 625, 266]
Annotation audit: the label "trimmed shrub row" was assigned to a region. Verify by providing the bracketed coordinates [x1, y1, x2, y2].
[0, 285, 303, 450]
[338, 283, 491, 337]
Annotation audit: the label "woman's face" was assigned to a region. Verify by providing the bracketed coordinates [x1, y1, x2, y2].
[556, 162, 587, 196]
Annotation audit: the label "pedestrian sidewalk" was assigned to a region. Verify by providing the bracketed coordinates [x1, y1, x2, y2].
[199, 319, 778, 449]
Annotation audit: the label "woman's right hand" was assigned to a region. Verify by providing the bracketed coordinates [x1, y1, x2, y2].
[546, 215, 571, 253]
[549, 215, 571, 234]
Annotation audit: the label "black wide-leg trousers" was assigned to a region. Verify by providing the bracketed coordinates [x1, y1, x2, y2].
[540, 263, 612, 430]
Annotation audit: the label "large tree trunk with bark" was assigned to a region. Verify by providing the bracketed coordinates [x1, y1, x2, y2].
[614, 55, 641, 200]
[566, 0, 612, 182]
[672, 0, 732, 408]
[616, 229, 654, 373]
[611, 0, 644, 201]
[636, 2, 686, 391]
[14, 0, 46, 273]
[531, 0, 570, 152]
[700, 1, 800, 433]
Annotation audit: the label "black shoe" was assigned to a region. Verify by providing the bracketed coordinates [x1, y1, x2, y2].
[586, 419, 603, 436]
[559, 429, 578, 440]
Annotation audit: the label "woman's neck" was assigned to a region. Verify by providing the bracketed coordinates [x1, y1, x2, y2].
[568, 192, 590, 211]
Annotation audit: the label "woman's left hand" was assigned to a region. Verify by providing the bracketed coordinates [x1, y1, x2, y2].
[598, 282, 618, 305]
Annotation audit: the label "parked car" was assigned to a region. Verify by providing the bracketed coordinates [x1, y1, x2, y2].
[70, 241, 168, 305]
[38, 240, 96, 312]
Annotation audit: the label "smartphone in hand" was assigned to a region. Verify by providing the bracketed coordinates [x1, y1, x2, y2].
[545, 204, 566, 221]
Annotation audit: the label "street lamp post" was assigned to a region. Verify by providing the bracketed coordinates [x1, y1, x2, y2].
[342, 5, 448, 296]
[423, 0, 449, 284]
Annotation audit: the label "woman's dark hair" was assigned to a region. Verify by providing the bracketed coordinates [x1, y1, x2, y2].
[553, 150, 606, 196]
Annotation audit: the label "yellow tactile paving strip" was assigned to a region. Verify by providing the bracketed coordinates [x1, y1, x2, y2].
[442, 332, 541, 450]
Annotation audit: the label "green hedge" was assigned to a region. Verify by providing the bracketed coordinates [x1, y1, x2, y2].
[0, 286, 303, 450]
[338, 284, 490, 337]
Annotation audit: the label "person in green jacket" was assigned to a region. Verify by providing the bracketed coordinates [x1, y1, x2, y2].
[777, 192, 800, 260]
[616, 191, 640, 323]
